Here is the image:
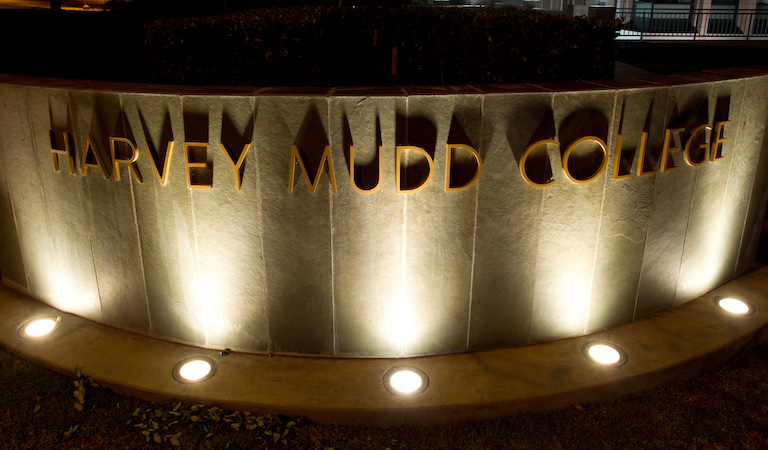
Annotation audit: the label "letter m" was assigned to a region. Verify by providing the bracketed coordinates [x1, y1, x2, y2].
[288, 145, 337, 193]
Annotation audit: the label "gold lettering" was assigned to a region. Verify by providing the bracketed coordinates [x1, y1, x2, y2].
[562, 136, 608, 184]
[49, 130, 75, 174]
[710, 120, 732, 162]
[219, 143, 250, 191]
[184, 142, 212, 189]
[445, 144, 483, 192]
[396, 146, 434, 194]
[520, 139, 557, 187]
[81, 135, 109, 179]
[349, 145, 383, 194]
[660, 128, 685, 172]
[683, 124, 712, 167]
[144, 140, 174, 186]
[636, 132, 654, 176]
[288, 145, 337, 193]
[110, 137, 142, 183]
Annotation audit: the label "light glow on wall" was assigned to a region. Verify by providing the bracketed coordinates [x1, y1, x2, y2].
[386, 301, 415, 349]
[388, 195, 418, 353]
[38, 226, 102, 323]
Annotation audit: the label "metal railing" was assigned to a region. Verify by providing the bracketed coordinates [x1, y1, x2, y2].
[616, 5, 768, 40]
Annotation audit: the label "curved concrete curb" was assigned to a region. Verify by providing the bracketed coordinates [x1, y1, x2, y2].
[2, 265, 768, 426]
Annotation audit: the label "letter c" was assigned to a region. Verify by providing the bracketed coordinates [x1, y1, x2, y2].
[520, 139, 557, 187]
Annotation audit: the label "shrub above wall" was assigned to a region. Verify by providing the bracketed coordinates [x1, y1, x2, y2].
[144, 6, 622, 86]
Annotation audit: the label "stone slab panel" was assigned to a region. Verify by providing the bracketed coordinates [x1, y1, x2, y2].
[676, 79, 747, 303]
[122, 92, 204, 345]
[26, 87, 102, 322]
[1, 84, 58, 303]
[735, 75, 768, 275]
[711, 76, 768, 285]
[68, 89, 150, 334]
[0, 84, 29, 289]
[0, 170, 26, 289]
[530, 90, 616, 343]
[635, 83, 708, 318]
[256, 96, 334, 355]
[399, 94, 482, 356]
[469, 92, 552, 349]
[329, 96, 405, 357]
[182, 95, 268, 352]
[587, 87, 668, 333]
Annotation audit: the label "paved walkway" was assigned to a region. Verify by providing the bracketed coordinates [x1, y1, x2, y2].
[614, 61, 659, 79]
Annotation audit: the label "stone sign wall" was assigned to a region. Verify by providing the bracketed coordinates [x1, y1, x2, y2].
[1, 70, 767, 357]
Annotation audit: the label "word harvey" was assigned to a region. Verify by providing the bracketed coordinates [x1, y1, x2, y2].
[47, 120, 732, 192]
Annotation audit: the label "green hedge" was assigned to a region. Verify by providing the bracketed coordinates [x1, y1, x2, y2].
[144, 7, 622, 86]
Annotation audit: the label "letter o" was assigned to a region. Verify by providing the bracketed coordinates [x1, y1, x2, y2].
[562, 136, 608, 184]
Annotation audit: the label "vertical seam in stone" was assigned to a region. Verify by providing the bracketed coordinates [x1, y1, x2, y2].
[255, 97, 271, 355]
[183, 96, 209, 347]
[400, 95, 409, 358]
[528, 187, 546, 345]
[633, 87, 670, 321]
[583, 206, 603, 332]
[527, 92, 555, 344]
[465, 94, 483, 351]
[675, 111, 702, 306]
[1, 146, 28, 290]
[73, 91, 105, 324]
[401, 193, 407, 358]
[84, 190, 103, 324]
[709, 80, 742, 284]
[2, 87, 31, 293]
[72, 93, 103, 321]
[699, 81, 719, 290]
[672, 91, 701, 305]
[328, 97, 337, 356]
[30, 88, 62, 308]
[122, 94, 153, 335]
[733, 78, 755, 276]
[584, 90, 617, 334]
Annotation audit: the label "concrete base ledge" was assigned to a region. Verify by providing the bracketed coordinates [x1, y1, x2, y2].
[2, 266, 768, 426]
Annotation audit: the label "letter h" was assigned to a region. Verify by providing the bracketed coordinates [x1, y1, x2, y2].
[49, 130, 75, 174]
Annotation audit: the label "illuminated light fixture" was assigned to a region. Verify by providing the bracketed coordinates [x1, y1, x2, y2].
[582, 342, 627, 367]
[18, 316, 61, 338]
[715, 297, 754, 316]
[383, 366, 429, 396]
[172, 357, 217, 384]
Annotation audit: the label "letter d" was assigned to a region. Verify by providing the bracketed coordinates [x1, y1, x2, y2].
[396, 146, 433, 194]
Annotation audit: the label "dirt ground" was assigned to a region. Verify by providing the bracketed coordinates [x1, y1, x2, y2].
[2, 340, 768, 449]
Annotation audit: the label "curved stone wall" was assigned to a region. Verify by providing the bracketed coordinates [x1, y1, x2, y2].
[1, 69, 767, 357]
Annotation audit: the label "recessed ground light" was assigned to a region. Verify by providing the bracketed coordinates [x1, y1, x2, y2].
[172, 357, 217, 384]
[716, 297, 754, 316]
[383, 366, 429, 396]
[18, 317, 61, 338]
[582, 342, 627, 367]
